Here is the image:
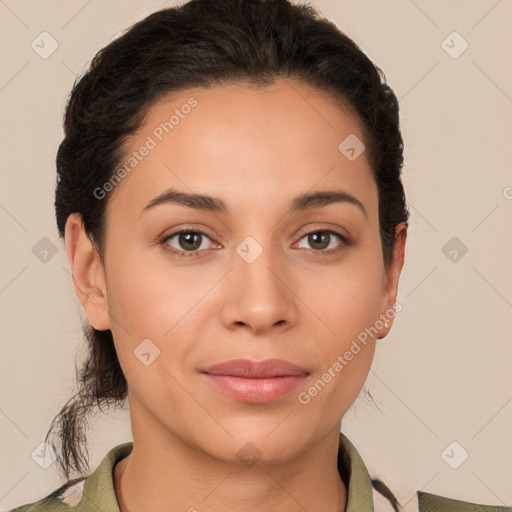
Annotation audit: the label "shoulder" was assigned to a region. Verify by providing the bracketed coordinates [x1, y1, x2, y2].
[5, 479, 85, 511]
[417, 490, 512, 512]
[6, 442, 132, 512]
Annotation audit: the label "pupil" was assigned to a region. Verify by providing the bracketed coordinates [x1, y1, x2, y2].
[310, 232, 328, 250]
[180, 232, 201, 250]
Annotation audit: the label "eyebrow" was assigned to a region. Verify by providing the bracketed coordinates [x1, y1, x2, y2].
[140, 187, 367, 218]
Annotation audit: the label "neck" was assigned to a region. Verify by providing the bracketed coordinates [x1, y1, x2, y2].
[114, 414, 347, 512]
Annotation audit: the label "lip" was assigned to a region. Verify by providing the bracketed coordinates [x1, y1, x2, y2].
[201, 358, 309, 403]
[203, 358, 309, 378]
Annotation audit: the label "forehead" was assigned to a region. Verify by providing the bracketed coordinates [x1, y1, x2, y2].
[106, 78, 377, 219]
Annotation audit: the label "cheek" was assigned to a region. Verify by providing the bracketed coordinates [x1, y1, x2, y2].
[298, 253, 383, 341]
[103, 261, 195, 412]
[299, 322, 376, 417]
[294, 255, 381, 409]
[105, 250, 201, 332]
[104, 254, 213, 375]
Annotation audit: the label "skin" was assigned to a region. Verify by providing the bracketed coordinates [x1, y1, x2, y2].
[65, 78, 406, 512]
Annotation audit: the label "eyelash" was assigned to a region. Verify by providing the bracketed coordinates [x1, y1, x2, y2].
[160, 227, 349, 259]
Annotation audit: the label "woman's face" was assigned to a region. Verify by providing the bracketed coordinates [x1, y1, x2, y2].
[69, 78, 405, 463]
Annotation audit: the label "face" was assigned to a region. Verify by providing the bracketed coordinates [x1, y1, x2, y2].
[67, 78, 406, 464]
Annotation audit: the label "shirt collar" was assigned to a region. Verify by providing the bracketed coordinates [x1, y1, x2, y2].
[77, 432, 375, 511]
[78, 441, 132, 511]
[338, 431, 376, 511]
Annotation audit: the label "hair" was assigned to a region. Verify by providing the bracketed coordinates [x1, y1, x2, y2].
[47, 0, 409, 510]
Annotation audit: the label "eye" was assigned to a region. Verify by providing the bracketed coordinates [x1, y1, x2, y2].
[294, 230, 347, 253]
[160, 228, 348, 259]
[161, 229, 216, 258]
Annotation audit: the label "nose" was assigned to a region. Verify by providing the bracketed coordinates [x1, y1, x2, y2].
[220, 243, 299, 335]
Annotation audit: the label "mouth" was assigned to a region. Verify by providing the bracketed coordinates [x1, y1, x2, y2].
[201, 358, 309, 403]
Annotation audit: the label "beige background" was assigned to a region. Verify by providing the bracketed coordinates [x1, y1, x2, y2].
[1, 0, 511, 510]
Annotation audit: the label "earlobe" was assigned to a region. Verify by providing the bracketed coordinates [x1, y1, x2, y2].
[64, 213, 110, 331]
[378, 223, 407, 340]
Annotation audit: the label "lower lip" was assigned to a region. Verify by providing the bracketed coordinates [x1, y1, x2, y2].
[202, 373, 308, 403]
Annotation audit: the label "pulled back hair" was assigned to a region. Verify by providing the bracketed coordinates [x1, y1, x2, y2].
[47, 0, 409, 509]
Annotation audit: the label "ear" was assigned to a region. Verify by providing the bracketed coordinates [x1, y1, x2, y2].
[377, 222, 407, 339]
[64, 213, 110, 331]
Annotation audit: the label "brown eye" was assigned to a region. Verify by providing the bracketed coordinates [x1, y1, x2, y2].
[295, 230, 347, 252]
[162, 230, 214, 257]
[176, 232, 203, 251]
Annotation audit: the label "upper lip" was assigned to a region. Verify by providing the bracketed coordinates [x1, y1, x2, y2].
[203, 358, 309, 378]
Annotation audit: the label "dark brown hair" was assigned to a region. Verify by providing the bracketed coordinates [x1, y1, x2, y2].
[47, 1, 409, 510]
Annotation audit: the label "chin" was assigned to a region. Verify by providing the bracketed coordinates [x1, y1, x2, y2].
[202, 429, 308, 466]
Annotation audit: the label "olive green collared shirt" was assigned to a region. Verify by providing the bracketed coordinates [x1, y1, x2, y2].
[9, 433, 511, 511]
